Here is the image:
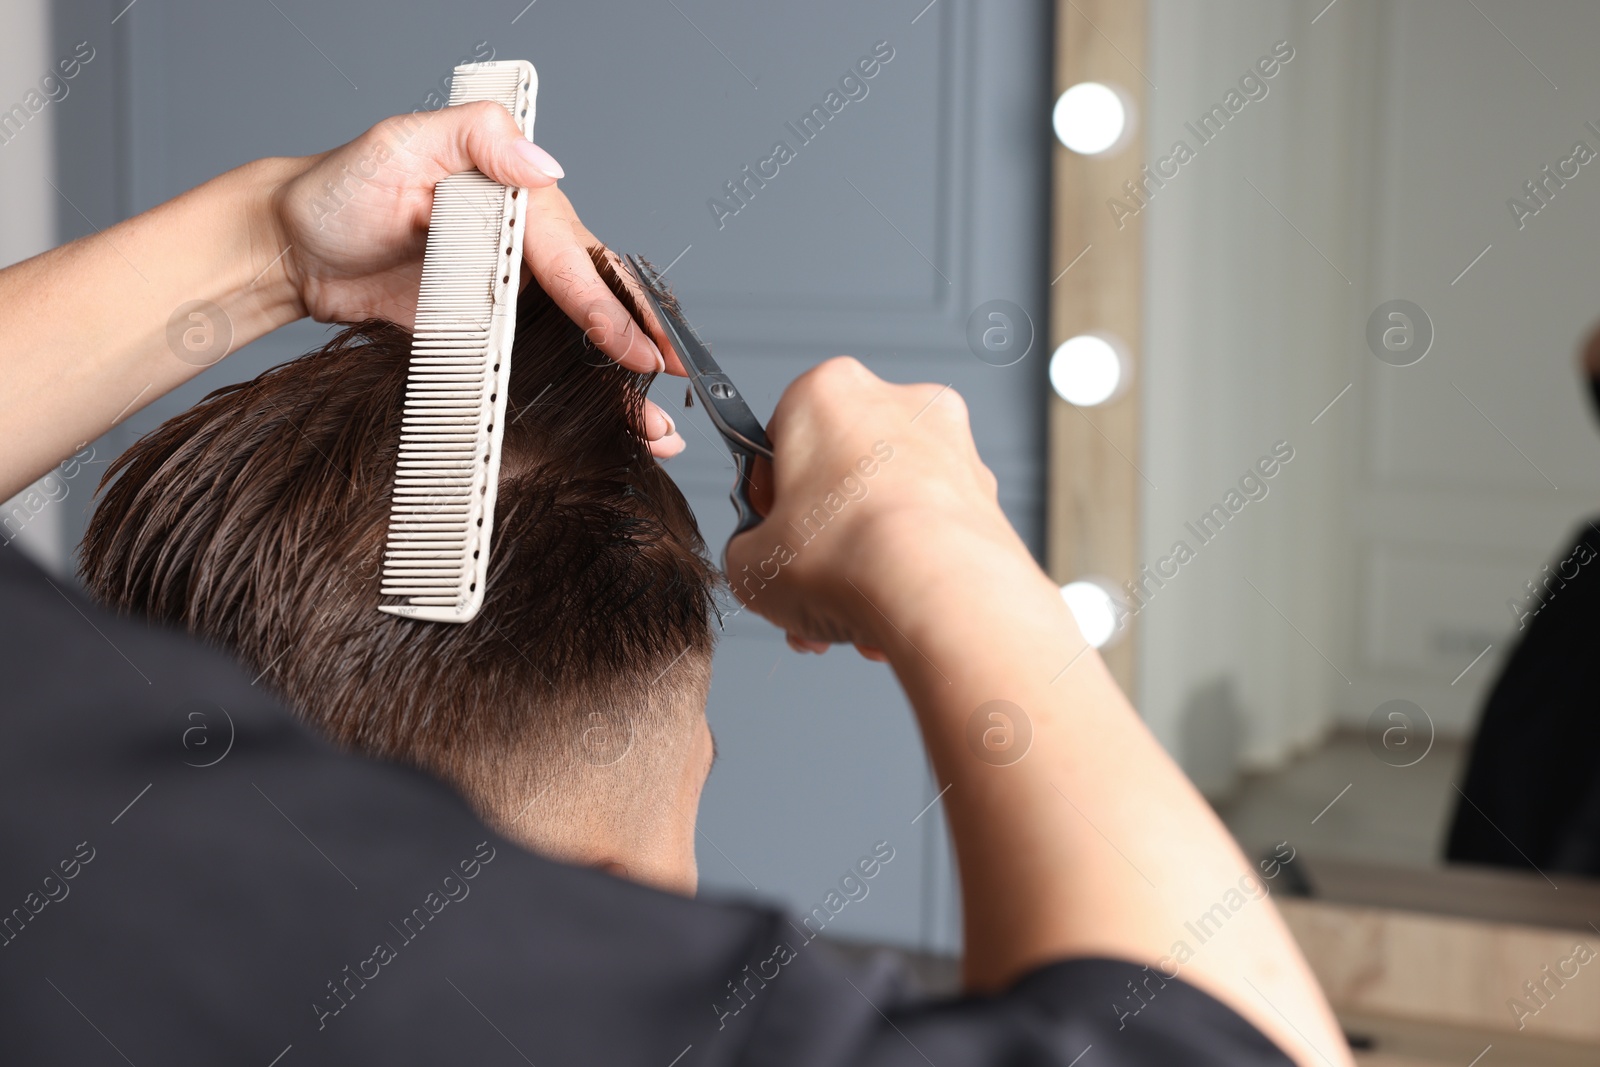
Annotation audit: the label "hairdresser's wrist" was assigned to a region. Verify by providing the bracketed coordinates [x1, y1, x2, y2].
[243, 155, 314, 326]
[849, 511, 1057, 651]
[175, 154, 312, 357]
[135, 154, 308, 369]
[869, 517, 1088, 731]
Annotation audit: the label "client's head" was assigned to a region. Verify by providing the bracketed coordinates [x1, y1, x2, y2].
[80, 252, 719, 894]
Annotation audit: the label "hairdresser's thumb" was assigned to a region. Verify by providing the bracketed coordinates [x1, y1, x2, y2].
[509, 141, 564, 184]
[438, 100, 563, 189]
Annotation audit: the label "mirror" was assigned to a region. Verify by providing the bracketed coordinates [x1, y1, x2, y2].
[1099, 1, 1600, 890]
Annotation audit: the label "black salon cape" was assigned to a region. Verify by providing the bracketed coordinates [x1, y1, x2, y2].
[0, 549, 1292, 1066]
[1447, 522, 1600, 874]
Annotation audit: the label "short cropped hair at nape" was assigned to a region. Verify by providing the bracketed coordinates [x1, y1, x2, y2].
[80, 250, 718, 796]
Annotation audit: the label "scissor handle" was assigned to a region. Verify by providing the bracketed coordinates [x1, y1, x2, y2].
[729, 448, 764, 539]
[722, 447, 767, 573]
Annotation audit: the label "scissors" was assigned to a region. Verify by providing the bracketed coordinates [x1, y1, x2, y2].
[624, 254, 773, 545]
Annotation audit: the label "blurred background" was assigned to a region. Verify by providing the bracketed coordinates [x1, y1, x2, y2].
[7, 1, 1600, 1061]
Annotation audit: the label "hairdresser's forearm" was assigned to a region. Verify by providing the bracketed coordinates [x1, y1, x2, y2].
[0, 157, 303, 499]
[876, 526, 1350, 1067]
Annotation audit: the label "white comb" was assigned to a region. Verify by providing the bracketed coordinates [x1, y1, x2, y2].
[378, 60, 537, 622]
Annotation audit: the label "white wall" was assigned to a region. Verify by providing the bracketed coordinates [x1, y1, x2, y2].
[0, 0, 66, 574]
[1139, 0, 1376, 784]
[1350, 0, 1600, 736]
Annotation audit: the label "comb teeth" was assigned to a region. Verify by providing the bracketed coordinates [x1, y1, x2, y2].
[378, 61, 538, 623]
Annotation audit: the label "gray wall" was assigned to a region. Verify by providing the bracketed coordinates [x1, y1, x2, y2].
[52, 0, 1052, 952]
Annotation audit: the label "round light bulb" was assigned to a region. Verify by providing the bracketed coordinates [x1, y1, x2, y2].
[1049, 334, 1126, 406]
[1052, 82, 1131, 155]
[1061, 580, 1120, 648]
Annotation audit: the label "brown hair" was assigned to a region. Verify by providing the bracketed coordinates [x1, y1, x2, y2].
[80, 252, 718, 810]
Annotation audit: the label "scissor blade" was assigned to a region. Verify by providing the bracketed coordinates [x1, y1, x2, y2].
[625, 257, 773, 459]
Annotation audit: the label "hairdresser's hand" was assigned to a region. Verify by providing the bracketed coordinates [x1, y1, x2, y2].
[727, 357, 1040, 656]
[730, 360, 1350, 1067]
[267, 102, 685, 455]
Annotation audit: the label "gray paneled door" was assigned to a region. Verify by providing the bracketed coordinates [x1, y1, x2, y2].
[54, 0, 1051, 953]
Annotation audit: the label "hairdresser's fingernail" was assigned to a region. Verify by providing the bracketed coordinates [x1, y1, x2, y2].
[644, 403, 675, 440]
[649, 432, 686, 459]
[513, 140, 564, 180]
